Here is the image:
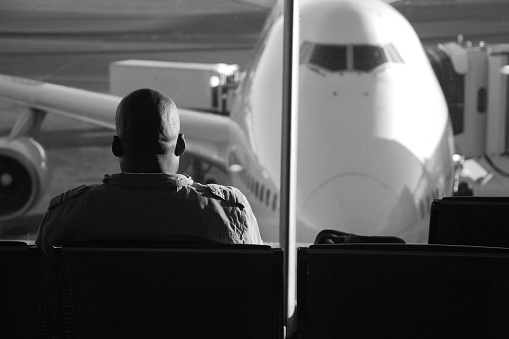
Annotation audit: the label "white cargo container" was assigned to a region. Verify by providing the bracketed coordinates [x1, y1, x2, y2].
[110, 60, 239, 115]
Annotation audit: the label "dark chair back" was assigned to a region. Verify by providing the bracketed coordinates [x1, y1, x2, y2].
[297, 244, 509, 338]
[429, 196, 509, 247]
[55, 242, 284, 339]
[0, 241, 48, 338]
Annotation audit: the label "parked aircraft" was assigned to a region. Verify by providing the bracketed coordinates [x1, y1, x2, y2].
[0, 0, 456, 245]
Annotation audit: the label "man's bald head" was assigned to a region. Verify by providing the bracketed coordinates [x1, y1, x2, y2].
[115, 88, 179, 154]
[113, 89, 185, 173]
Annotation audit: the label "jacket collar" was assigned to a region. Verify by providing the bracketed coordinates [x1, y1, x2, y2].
[103, 173, 194, 188]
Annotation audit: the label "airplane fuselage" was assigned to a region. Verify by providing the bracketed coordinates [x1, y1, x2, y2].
[228, 0, 455, 244]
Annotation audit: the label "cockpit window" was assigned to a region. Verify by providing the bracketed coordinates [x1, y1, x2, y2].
[353, 45, 388, 71]
[308, 44, 347, 72]
[301, 42, 397, 73]
[385, 43, 404, 64]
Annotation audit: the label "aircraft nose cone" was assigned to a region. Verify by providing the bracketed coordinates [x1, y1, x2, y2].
[299, 173, 398, 239]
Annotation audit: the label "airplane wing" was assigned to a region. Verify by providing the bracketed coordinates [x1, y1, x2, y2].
[0, 74, 239, 172]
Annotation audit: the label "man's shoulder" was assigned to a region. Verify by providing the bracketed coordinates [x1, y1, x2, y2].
[48, 184, 98, 210]
[192, 182, 247, 209]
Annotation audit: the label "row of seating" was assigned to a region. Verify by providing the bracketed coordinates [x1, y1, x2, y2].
[429, 196, 509, 247]
[298, 244, 509, 338]
[1, 242, 285, 339]
[0, 241, 47, 339]
[2, 196, 509, 338]
[4, 242, 509, 338]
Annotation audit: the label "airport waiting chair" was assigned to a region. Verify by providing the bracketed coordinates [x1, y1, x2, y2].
[297, 243, 509, 338]
[429, 196, 509, 247]
[0, 241, 48, 338]
[54, 241, 284, 339]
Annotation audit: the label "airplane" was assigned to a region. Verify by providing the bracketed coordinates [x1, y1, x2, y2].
[0, 0, 456, 245]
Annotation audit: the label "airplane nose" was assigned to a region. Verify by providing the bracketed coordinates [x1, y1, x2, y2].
[299, 173, 399, 239]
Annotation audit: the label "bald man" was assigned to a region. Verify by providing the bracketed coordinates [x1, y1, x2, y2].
[37, 88, 262, 252]
[37, 89, 262, 335]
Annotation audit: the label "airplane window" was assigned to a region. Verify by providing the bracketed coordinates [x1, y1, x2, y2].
[477, 87, 487, 113]
[304, 43, 347, 72]
[353, 45, 387, 71]
[419, 200, 426, 220]
[265, 189, 271, 207]
[272, 194, 278, 212]
[260, 185, 265, 201]
[303, 43, 388, 72]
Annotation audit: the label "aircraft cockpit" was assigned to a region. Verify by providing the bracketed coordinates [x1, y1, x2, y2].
[300, 42, 403, 73]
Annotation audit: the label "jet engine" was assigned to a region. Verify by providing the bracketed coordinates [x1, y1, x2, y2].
[0, 137, 50, 221]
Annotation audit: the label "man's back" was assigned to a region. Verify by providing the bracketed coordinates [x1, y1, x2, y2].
[37, 173, 262, 253]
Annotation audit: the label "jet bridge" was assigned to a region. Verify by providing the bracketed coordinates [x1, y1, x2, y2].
[427, 41, 509, 158]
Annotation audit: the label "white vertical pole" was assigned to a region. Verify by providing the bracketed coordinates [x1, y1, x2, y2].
[280, 0, 299, 336]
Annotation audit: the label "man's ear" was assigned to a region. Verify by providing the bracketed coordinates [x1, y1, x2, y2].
[175, 133, 186, 157]
[112, 136, 123, 157]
